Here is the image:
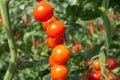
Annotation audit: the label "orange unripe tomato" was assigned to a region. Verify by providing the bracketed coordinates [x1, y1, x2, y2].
[50, 64, 68, 80]
[49, 55, 63, 67]
[42, 16, 57, 30]
[46, 21, 65, 38]
[51, 45, 70, 64]
[48, 37, 64, 49]
[92, 59, 101, 71]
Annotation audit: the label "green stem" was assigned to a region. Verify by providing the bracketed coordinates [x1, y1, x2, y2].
[102, 0, 109, 9]
[0, 0, 18, 80]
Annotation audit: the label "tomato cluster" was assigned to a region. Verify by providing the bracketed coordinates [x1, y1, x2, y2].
[82, 58, 118, 80]
[34, 1, 70, 80]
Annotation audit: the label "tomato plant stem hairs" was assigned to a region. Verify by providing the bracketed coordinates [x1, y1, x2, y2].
[0, 1, 18, 80]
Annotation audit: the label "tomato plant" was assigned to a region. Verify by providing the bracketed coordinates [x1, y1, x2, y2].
[0, 0, 120, 80]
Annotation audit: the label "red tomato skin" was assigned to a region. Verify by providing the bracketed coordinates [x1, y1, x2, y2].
[107, 72, 118, 80]
[72, 44, 83, 52]
[36, 0, 42, 2]
[105, 58, 117, 70]
[84, 59, 91, 69]
[88, 71, 102, 80]
[48, 37, 64, 49]
[33, 1, 53, 22]
[46, 21, 65, 38]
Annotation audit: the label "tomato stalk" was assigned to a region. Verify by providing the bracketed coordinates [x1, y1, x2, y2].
[0, 0, 18, 80]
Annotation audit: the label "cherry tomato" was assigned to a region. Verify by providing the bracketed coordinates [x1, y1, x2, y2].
[50, 64, 68, 80]
[49, 55, 63, 67]
[84, 59, 91, 69]
[33, 1, 53, 22]
[72, 44, 83, 52]
[89, 21, 94, 37]
[51, 45, 70, 64]
[36, 0, 42, 2]
[97, 24, 104, 31]
[35, 39, 40, 48]
[88, 71, 102, 80]
[107, 72, 118, 80]
[87, 44, 93, 50]
[92, 59, 101, 71]
[46, 21, 65, 38]
[42, 16, 57, 30]
[105, 58, 117, 70]
[48, 37, 64, 49]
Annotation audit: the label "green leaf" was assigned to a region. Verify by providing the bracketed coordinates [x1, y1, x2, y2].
[68, 74, 86, 80]
[80, 9, 101, 20]
[101, 12, 112, 46]
[42, 74, 51, 80]
[0, 43, 9, 56]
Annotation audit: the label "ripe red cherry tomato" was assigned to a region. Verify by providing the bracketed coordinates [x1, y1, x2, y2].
[88, 71, 102, 80]
[72, 44, 83, 52]
[105, 58, 117, 70]
[48, 37, 64, 49]
[51, 45, 70, 64]
[33, 1, 53, 22]
[97, 24, 104, 31]
[36, 0, 42, 2]
[107, 72, 118, 80]
[84, 59, 91, 69]
[42, 16, 57, 30]
[46, 21, 65, 38]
